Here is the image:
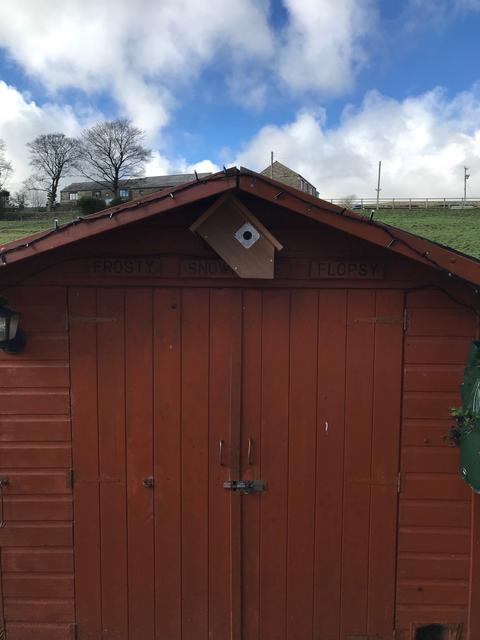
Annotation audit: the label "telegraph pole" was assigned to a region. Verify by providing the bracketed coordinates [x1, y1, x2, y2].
[464, 166, 470, 206]
[376, 161, 382, 210]
[271, 151, 274, 178]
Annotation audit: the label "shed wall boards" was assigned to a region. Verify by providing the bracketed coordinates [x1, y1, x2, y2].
[0, 170, 478, 640]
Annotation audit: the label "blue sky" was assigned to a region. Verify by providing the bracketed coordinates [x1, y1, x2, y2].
[1, 0, 480, 199]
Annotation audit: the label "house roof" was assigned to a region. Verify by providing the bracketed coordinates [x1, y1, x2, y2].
[2, 166, 480, 287]
[260, 160, 317, 188]
[61, 173, 212, 192]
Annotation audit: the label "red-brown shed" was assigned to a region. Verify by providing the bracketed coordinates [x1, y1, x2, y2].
[0, 167, 478, 640]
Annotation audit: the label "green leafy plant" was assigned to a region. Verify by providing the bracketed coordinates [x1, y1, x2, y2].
[77, 196, 107, 215]
[445, 406, 480, 446]
[109, 196, 126, 207]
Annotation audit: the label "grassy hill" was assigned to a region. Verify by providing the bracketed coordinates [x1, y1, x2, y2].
[371, 208, 480, 259]
[0, 208, 479, 260]
[0, 213, 78, 246]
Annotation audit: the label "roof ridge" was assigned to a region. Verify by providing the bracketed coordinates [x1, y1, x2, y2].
[2, 166, 480, 289]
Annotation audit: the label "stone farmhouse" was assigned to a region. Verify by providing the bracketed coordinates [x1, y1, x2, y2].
[60, 161, 319, 207]
[260, 160, 319, 197]
[60, 174, 212, 205]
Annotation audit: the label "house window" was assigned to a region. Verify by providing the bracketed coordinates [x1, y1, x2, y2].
[94, 191, 101, 199]
[119, 189, 130, 198]
[69, 192, 78, 201]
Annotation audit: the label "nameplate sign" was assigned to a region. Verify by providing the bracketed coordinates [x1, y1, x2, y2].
[89, 258, 162, 276]
[180, 259, 233, 278]
[310, 261, 385, 279]
[87, 258, 385, 280]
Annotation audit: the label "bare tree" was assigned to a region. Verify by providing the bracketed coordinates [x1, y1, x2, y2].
[0, 139, 13, 190]
[339, 194, 357, 210]
[10, 188, 27, 210]
[20, 176, 48, 210]
[27, 133, 78, 211]
[75, 118, 152, 197]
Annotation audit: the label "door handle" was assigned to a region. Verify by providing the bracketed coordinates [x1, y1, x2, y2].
[143, 476, 154, 489]
[247, 438, 253, 465]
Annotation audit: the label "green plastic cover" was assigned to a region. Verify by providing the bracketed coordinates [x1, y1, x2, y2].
[459, 340, 480, 492]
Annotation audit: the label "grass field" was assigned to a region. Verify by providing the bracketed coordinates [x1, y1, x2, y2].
[0, 208, 479, 260]
[0, 213, 78, 246]
[371, 208, 480, 259]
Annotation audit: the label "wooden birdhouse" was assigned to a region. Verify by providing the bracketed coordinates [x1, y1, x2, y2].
[189, 193, 283, 278]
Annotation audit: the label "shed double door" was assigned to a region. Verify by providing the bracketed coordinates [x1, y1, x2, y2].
[69, 286, 404, 640]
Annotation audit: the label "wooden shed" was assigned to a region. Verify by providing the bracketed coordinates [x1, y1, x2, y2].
[0, 167, 478, 640]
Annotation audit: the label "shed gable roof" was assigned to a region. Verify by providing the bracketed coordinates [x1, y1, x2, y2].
[2, 167, 480, 286]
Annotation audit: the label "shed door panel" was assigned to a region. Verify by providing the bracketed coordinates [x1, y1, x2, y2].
[241, 289, 404, 640]
[70, 286, 403, 640]
[70, 288, 241, 640]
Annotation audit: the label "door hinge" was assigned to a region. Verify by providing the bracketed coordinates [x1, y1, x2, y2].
[347, 635, 395, 640]
[68, 315, 118, 324]
[347, 634, 396, 640]
[67, 469, 75, 490]
[354, 315, 404, 325]
[69, 622, 77, 639]
[403, 308, 409, 332]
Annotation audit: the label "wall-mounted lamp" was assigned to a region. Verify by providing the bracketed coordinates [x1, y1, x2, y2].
[0, 298, 26, 353]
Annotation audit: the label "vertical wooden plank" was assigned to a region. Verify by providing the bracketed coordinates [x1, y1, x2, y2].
[125, 289, 154, 640]
[286, 289, 318, 640]
[313, 290, 347, 640]
[154, 289, 182, 640]
[241, 290, 262, 640]
[259, 289, 290, 640]
[341, 290, 376, 638]
[208, 289, 242, 640]
[368, 290, 404, 635]
[69, 288, 102, 640]
[181, 289, 210, 640]
[468, 493, 480, 640]
[96, 288, 128, 639]
[0, 548, 5, 638]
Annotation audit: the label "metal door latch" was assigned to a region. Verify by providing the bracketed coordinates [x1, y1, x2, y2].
[223, 480, 266, 494]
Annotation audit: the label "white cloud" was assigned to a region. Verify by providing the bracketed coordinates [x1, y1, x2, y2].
[278, 0, 375, 95]
[0, 83, 220, 193]
[144, 152, 220, 178]
[188, 159, 221, 174]
[5, 78, 480, 202]
[227, 73, 269, 112]
[234, 86, 480, 199]
[4, 0, 478, 203]
[402, 0, 480, 32]
[113, 79, 170, 138]
[0, 0, 274, 133]
[0, 81, 97, 192]
[0, 0, 376, 134]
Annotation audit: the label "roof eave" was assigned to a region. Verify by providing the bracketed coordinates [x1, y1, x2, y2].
[2, 166, 480, 288]
[236, 169, 480, 287]
[0, 172, 237, 267]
